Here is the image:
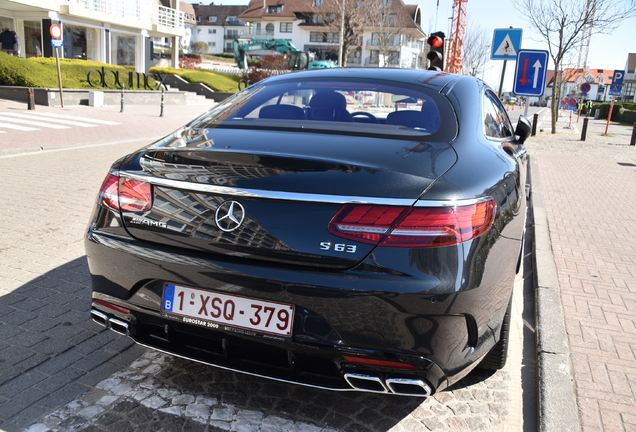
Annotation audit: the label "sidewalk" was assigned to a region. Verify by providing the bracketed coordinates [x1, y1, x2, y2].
[525, 108, 636, 431]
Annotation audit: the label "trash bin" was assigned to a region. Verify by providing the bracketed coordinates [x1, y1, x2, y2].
[594, 108, 600, 119]
[89, 90, 104, 107]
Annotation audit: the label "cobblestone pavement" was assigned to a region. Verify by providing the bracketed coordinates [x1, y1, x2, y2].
[0, 101, 535, 432]
[528, 109, 636, 431]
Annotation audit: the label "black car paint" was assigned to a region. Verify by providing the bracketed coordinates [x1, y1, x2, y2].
[86, 69, 527, 395]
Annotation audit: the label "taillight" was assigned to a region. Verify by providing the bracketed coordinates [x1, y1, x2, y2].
[94, 299, 131, 314]
[328, 199, 496, 247]
[98, 173, 153, 212]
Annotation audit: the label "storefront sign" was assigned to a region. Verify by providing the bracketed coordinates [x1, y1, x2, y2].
[87, 67, 167, 90]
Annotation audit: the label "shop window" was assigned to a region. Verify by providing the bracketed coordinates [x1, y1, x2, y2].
[112, 32, 136, 66]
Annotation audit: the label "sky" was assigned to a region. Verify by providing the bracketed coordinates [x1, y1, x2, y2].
[183, 0, 636, 91]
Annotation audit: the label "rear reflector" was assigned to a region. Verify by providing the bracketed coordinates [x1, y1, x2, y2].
[94, 299, 131, 315]
[343, 355, 418, 369]
[98, 173, 153, 212]
[328, 199, 496, 247]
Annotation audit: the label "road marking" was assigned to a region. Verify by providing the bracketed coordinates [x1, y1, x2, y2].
[3, 112, 99, 128]
[18, 112, 121, 125]
[0, 122, 40, 131]
[0, 117, 70, 129]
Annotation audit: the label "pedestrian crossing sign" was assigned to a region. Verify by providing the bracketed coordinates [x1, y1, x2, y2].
[491, 28, 523, 60]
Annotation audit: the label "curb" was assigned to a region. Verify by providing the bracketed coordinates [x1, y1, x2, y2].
[529, 155, 581, 432]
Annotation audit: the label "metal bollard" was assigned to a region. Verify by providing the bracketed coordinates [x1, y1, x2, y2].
[27, 87, 35, 110]
[120, 85, 124, 113]
[581, 118, 588, 141]
[160, 88, 164, 117]
[531, 113, 538, 136]
[631, 122, 636, 146]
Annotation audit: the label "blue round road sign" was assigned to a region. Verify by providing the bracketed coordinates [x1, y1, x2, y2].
[580, 83, 591, 93]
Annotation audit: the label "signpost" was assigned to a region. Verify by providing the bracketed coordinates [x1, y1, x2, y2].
[568, 97, 578, 111]
[609, 70, 625, 97]
[580, 82, 591, 94]
[513, 49, 549, 97]
[491, 28, 523, 99]
[491, 28, 523, 60]
[50, 23, 65, 107]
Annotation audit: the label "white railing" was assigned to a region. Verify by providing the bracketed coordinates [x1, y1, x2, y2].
[157, 5, 186, 29]
[59, 0, 148, 21]
[59, 0, 185, 30]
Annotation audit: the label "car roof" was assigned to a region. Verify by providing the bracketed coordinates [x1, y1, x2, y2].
[263, 68, 466, 93]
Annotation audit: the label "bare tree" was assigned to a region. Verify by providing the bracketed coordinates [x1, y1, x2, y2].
[515, 0, 636, 133]
[365, 0, 411, 67]
[310, 0, 371, 67]
[461, 22, 490, 77]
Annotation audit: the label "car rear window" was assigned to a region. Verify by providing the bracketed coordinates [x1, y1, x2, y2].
[191, 79, 457, 141]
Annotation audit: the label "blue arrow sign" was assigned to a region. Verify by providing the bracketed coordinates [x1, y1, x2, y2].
[491, 28, 523, 60]
[609, 70, 625, 96]
[513, 49, 549, 97]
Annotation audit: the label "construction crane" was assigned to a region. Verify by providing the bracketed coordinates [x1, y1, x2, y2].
[446, 0, 468, 74]
[577, 7, 593, 70]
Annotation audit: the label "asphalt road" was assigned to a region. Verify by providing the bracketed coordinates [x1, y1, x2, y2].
[0, 100, 538, 432]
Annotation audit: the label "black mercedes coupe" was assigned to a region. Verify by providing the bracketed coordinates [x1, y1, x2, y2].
[87, 68, 530, 397]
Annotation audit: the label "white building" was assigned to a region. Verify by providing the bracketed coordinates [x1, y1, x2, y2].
[0, 0, 185, 71]
[189, 3, 250, 55]
[233, 0, 426, 68]
[620, 53, 635, 103]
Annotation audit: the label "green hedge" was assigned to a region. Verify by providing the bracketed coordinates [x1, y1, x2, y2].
[0, 52, 58, 87]
[0, 53, 151, 89]
[149, 67, 239, 93]
[0, 53, 238, 93]
[592, 102, 636, 124]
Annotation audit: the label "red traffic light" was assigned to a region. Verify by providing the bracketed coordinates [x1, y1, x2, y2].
[427, 36, 443, 49]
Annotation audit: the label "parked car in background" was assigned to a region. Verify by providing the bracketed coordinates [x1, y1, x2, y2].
[87, 68, 530, 398]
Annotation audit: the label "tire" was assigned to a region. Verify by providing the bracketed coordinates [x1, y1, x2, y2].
[477, 296, 512, 371]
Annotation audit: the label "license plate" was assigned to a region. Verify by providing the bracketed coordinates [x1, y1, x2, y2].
[162, 284, 294, 338]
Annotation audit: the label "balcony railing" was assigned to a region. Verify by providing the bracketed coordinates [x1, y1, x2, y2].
[58, 0, 185, 30]
[60, 0, 148, 21]
[157, 5, 186, 29]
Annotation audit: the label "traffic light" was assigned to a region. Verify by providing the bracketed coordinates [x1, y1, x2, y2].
[427, 31, 445, 71]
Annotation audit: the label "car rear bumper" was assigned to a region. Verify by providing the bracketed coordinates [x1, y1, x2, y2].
[86, 226, 513, 396]
[90, 302, 438, 397]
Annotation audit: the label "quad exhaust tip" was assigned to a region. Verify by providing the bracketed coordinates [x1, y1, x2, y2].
[91, 309, 130, 337]
[344, 373, 431, 397]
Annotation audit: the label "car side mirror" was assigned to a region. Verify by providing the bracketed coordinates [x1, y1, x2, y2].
[515, 115, 531, 144]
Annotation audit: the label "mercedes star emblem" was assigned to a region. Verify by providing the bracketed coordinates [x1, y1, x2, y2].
[215, 201, 245, 232]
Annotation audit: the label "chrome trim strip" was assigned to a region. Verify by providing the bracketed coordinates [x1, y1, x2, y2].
[114, 171, 489, 207]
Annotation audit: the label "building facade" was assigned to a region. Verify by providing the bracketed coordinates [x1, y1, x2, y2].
[620, 53, 636, 103]
[186, 0, 427, 68]
[189, 3, 250, 55]
[0, 0, 185, 71]
[546, 68, 615, 103]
